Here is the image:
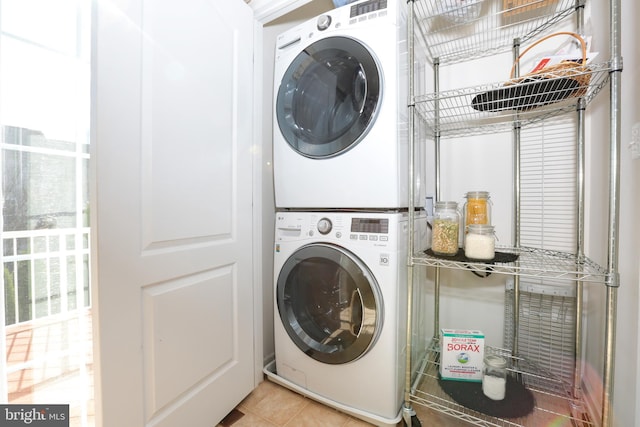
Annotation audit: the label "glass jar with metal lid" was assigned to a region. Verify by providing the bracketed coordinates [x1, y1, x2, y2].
[463, 191, 492, 228]
[464, 224, 496, 260]
[431, 201, 460, 256]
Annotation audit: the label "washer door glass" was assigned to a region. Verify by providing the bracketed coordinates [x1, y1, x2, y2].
[277, 243, 382, 364]
[276, 36, 381, 159]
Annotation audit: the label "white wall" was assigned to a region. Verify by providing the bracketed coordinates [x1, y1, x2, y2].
[619, 3, 640, 425]
[590, 1, 640, 426]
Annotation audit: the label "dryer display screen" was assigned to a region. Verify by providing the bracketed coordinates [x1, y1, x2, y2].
[351, 218, 389, 234]
[350, 0, 387, 18]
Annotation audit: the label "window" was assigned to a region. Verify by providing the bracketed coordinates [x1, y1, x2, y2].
[1, 0, 93, 425]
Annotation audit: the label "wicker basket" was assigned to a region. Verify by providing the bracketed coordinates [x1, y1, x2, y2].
[506, 31, 591, 94]
[472, 32, 591, 112]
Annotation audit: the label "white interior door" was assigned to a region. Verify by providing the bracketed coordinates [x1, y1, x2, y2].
[92, 0, 256, 426]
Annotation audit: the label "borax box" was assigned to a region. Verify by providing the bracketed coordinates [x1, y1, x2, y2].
[440, 329, 485, 382]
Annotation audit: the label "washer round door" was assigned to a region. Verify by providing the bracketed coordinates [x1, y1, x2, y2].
[276, 36, 382, 159]
[277, 243, 383, 365]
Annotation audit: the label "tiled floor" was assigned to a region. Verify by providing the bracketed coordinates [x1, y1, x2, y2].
[220, 379, 376, 427]
[218, 377, 467, 427]
[5, 309, 94, 426]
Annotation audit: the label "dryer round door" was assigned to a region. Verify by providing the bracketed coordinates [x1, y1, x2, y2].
[277, 243, 383, 365]
[276, 36, 382, 159]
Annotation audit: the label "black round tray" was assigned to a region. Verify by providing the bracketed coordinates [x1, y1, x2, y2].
[438, 375, 535, 419]
[425, 248, 519, 264]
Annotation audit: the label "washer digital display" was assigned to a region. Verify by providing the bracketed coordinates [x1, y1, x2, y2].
[351, 218, 389, 234]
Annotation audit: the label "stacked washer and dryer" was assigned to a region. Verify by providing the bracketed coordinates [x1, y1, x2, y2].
[266, 0, 427, 425]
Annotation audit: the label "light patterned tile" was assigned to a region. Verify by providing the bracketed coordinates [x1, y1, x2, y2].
[284, 400, 350, 427]
[246, 381, 309, 426]
[228, 411, 279, 427]
[238, 380, 281, 412]
[238, 380, 403, 427]
[412, 403, 469, 427]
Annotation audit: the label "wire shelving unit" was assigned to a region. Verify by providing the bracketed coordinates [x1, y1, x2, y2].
[403, 0, 622, 426]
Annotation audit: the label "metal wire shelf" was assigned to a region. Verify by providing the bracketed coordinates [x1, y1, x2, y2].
[413, 61, 611, 138]
[410, 341, 595, 426]
[414, 0, 582, 65]
[411, 246, 608, 283]
[406, 0, 618, 425]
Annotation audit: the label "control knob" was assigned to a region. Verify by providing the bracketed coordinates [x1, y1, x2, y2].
[317, 218, 332, 235]
[317, 15, 332, 31]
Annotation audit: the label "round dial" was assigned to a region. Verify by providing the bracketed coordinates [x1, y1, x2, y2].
[317, 218, 333, 235]
[317, 15, 332, 31]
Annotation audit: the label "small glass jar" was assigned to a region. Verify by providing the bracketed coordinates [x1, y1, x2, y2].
[431, 201, 460, 256]
[464, 224, 495, 260]
[483, 355, 508, 400]
[463, 191, 492, 228]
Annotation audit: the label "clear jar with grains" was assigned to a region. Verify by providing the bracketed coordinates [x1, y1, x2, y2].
[464, 224, 495, 260]
[431, 201, 460, 256]
[463, 191, 492, 228]
[482, 355, 507, 401]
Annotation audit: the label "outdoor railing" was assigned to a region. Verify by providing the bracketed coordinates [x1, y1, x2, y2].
[2, 227, 91, 326]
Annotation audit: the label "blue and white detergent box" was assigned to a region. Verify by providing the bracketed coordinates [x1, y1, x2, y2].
[440, 328, 485, 382]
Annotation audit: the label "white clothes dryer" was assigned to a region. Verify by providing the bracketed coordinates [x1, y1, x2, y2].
[273, 0, 425, 209]
[270, 211, 427, 426]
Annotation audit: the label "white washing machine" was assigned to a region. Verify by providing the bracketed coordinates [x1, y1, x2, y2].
[273, 0, 425, 209]
[269, 210, 427, 426]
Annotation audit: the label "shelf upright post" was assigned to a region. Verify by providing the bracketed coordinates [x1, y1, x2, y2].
[571, 0, 588, 407]
[403, 0, 417, 424]
[575, 0, 584, 33]
[511, 38, 522, 360]
[512, 38, 521, 249]
[573, 96, 586, 403]
[572, 0, 586, 405]
[603, 0, 622, 425]
[434, 57, 441, 204]
[433, 57, 441, 337]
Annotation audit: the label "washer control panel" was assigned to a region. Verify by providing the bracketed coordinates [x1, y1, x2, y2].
[275, 212, 393, 246]
[349, 217, 389, 242]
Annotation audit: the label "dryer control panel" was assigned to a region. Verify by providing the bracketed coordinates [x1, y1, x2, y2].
[316, 0, 389, 33]
[276, 0, 398, 53]
[349, 0, 388, 18]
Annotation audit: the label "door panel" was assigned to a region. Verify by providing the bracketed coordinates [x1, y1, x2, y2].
[93, 0, 255, 425]
[142, 0, 235, 245]
[142, 267, 235, 416]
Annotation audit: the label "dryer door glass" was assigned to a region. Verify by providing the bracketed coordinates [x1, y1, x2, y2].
[277, 243, 382, 365]
[276, 36, 381, 159]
